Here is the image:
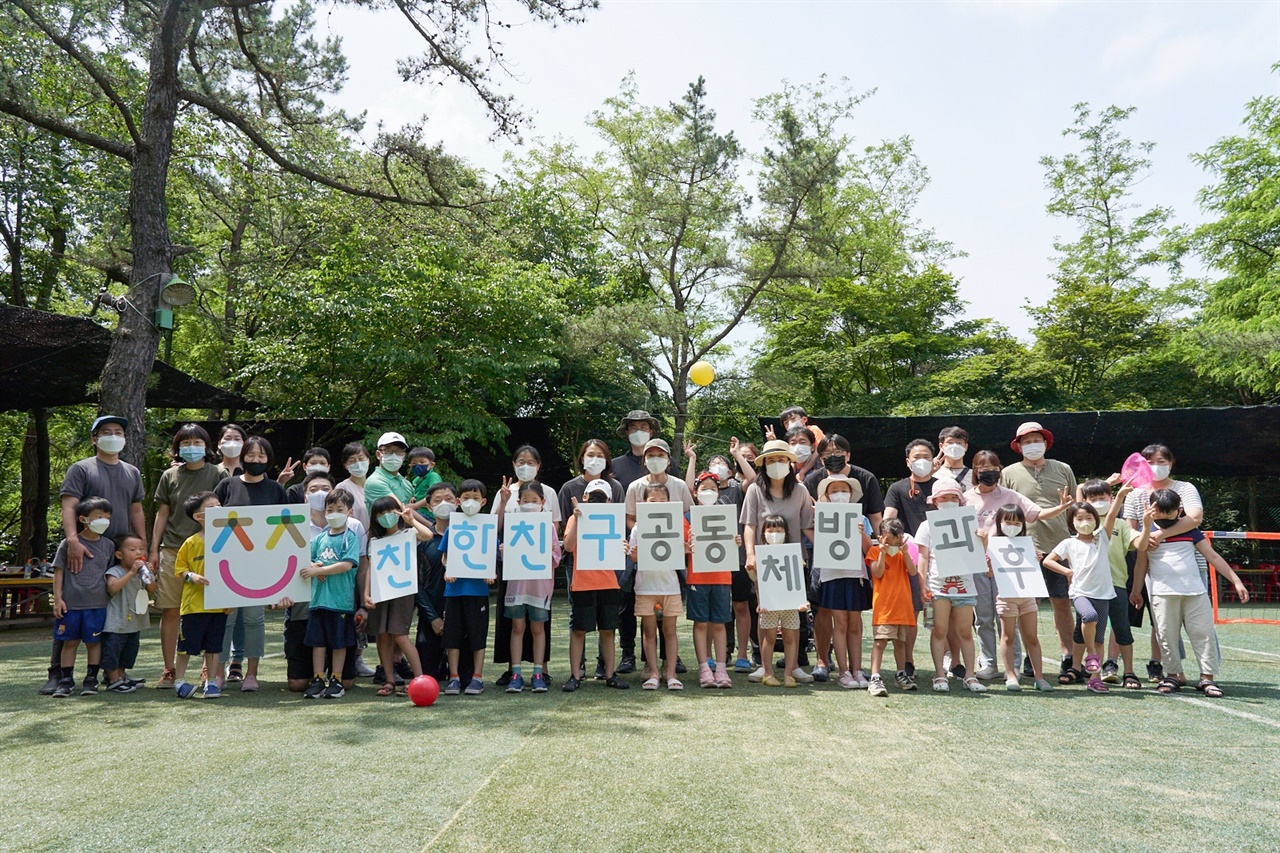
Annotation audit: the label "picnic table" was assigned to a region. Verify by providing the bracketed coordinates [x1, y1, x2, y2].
[0, 576, 54, 622]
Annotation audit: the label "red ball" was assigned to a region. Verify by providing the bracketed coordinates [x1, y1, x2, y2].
[407, 675, 439, 707]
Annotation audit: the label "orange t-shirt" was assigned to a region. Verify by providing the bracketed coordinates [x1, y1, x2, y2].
[686, 517, 732, 585]
[867, 546, 913, 626]
[566, 516, 621, 592]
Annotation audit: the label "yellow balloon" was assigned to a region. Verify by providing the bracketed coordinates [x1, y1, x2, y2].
[689, 361, 715, 387]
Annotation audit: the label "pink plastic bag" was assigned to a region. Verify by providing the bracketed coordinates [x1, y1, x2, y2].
[1120, 453, 1154, 489]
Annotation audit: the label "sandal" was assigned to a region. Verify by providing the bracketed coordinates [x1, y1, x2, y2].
[642, 677, 660, 690]
[1122, 672, 1142, 690]
[1058, 667, 1083, 685]
[1083, 654, 1100, 674]
[376, 682, 396, 697]
[932, 676, 949, 692]
[666, 678, 684, 691]
[1156, 677, 1182, 694]
[1086, 677, 1109, 694]
[963, 676, 988, 693]
[1196, 679, 1224, 698]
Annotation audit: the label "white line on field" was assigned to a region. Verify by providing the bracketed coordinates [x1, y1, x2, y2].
[1125, 626, 1280, 660]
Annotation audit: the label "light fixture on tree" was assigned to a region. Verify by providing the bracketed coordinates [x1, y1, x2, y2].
[155, 274, 196, 330]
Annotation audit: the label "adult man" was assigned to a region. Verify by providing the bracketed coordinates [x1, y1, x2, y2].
[363, 432, 413, 514]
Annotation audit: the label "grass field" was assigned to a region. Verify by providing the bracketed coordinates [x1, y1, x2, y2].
[3, 599, 1279, 853]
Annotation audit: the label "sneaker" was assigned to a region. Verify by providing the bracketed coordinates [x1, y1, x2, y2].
[673, 657, 687, 674]
[444, 677, 462, 696]
[593, 659, 607, 680]
[562, 676, 581, 693]
[225, 662, 244, 683]
[898, 671, 918, 691]
[496, 670, 513, 687]
[203, 682, 223, 699]
[1021, 656, 1035, 679]
[733, 657, 753, 673]
[394, 659, 414, 681]
[974, 664, 998, 680]
[811, 664, 830, 683]
[747, 666, 766, 683]
[895, 670, 911, 690]
[791, 667, 815, 684]
[303, 676, 326, 699]
[761, 675, 782, 687]
[605, 674, 630, 690]
[372, 666, 388, 685]
[617, 654, 637, 674]
[506, 674, 525, 693]
[354, 655, 376, 678]
[1035, 679, 1055, 692]
[903, 660, 916, 678]
[40, 671, 61, 695]
[1146, 660, 1164, 683]
[699, 666, 716, 689]
[1101, 660, 1120, 683]
[774, 657, 785, 670]
[107, 678, 138, 694]
[125, 676, 146, 688]
[1005, 677, 1022, 692]
[531, 673, 547, 693]
[464, 677, 484, 695]
[175, 680, 197, 699]
[52, 678, 74, 698]
[867, 675, 888, 697]
[713, 668, 732, 689]
[838, 671, 858, 690]
[240, 675, 259, 692]
[949, 664, 966, 680]
[80, 676, 99, 696]
[852, 672, 869, 690]
[156, 669, 176, 689]
[323, 677, 345, 699]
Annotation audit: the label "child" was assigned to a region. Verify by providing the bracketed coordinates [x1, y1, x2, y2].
[627, 482, 688, 690]
[915, 483, 983, 693]
[561, 479, 629, 691]
[689, 473, 737, 688]
[749, 514, 807, 688]
[51, 497, 116, 698]
[816, 476, 874, 689]
[990, 505, 1053, 692]
[443, 479, 496, 696]
[503, 481, 562, 693]
[300, 489, 361, 699]
[1044, 499, 1123, 694]
[102, 533, 156, 693]
[417, 483, 461, 683]
[866, 518, 919, 697]
[366, 493, 436, 696]
[407, 447, 443, 518]
[1080, 479, 1141, 688]
[1130, 490, 1250, 697]
[173, 492, 228, 699]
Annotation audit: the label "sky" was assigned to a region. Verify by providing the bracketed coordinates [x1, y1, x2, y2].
[317, 0, 1279, 342]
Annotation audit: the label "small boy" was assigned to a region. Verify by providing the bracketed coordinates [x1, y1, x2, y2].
[103, 532, 157, 693]
[415, 482, 457, 683]
[1129, 489, 1249, 697]
[285, 447, 333, 503]
[301, 489, 361, 699]
[442, 478, 496, 696]
[865, 518, 918, 698]
[408, 447, 443, 518]
[173, 491, 228, 699]
[51, 497, 116, 698]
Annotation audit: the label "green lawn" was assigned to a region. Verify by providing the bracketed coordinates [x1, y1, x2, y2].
[3, 600, 1279, 852]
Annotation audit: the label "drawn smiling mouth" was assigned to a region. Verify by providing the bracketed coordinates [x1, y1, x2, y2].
[219, 555, 299, 598]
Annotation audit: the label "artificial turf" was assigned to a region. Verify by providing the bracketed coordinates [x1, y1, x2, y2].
[3, 600, 1278, 852]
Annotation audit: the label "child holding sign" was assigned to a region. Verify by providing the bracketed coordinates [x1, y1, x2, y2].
[689, 473, 738, 688]
[628, 482, 688, 690]
[300, 490, 361, 700]
[991, 506, 1053, 692]
[504, 482, 561, 694]
[816, 476, 873, 690]
[443, 481, 496, 697]
[367, 493, 436, 696]
[561, 479, 628, 692]
[915, 482, 984, 693]
[173, 492, 227, 700]
[866, 518, 918, 697]
[751, 515, 808, 688]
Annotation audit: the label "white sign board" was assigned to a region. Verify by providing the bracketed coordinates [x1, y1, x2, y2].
[446, 514, 499, 580]
[987, 536, 1049, 598]
[575, 504, 626, 571]
[814, 503, 865, 579]
[691, 505, 738, 574]
[203, 504, 312, 608]
[635, 502, 686, 572]
[369, 529, 418, 604]
[925, 505, 987, 577]
[503, 511, 556, 581]
[754, 543, 808, 611]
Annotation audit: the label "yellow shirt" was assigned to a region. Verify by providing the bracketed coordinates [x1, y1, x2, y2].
[175, 533, 218, 615]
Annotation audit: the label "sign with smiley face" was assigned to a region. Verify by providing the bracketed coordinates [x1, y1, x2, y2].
[203, 505, 313, 608]
[369, 529, 418, 604]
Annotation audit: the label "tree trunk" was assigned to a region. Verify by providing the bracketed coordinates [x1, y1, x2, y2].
[672, 368, 688, 451]
[18, 408, 50, 562]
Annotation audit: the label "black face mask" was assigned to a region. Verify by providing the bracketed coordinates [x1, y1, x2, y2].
[243, 461, 270, 476]
[1153, 517, 1179, 529]
[823, 454, 846, 472]
[977, 469, 1002, 486]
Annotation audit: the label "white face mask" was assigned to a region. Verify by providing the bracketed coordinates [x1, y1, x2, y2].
[460, 499, 481, 516]
[766, 461, 790, 480]
[710, 463, 730, 481]
[1150, 463, 1171, 481]
[827, 492, 851, 504]
[515, 463, 538, 482]
[645, 456, 668, 474]
[1090, 501, 1112, 515]
[1019, 442, 1046, 461]
[96, 434, 126, 454]
[934, 501, 960, 511]
[434, 501, 456, 518]
[764, 531, 786, 545]
[629, 430, 651, 447]
[883, 544, 901, 557]
[909, 458, 933, 478]
[1075, 519, 1096, 535]
[942, 443, 966, 461]
[696, 490, 719, 506]
[219, 440, 243, 458]
[519, 502, 542, 513]
[790, 444, 812, 463]
[306, 491, 330, 511]
[305, 463, 329, 475]
[85, 517, 111, 535]
[582, 456, 606, 476]
[347, 459, 369, 478]
[380, 453, 404, 473]
[324, 511, 348, 529]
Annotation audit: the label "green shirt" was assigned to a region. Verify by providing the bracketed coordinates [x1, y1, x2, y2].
[364, 467, 413, 514]
[154, 463, 228, 549]
[1000, 459, 1077, 556]
[1106, 520, 1137, 586]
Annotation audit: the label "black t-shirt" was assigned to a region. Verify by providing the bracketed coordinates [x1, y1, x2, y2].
[214, 476, 290, 507]
[883, 477, 936, 537]
[557, 475, 626, 520]
[803, 464, 885, 517]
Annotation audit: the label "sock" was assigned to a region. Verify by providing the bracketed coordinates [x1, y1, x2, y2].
[87, 664, 100, 679]
[61, 666, 73, 679]
[511, 665, 522, 677]
[532, 665, 542, 675]
[314, 673, 325, 681]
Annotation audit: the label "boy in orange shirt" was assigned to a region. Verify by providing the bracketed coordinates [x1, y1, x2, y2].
[866, 517, 918, 697]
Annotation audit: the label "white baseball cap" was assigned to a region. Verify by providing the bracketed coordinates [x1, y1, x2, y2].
[377, 431, 408, 449]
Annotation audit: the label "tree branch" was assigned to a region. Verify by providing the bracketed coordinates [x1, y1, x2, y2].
[0, 98, 133, 161]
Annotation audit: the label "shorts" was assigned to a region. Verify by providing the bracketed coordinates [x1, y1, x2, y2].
[55, 607, 107, 643]
[909, 573, 924, 613]
[1042, 562, 1070, 599]
[443, 595, 490, 652]
[504, 603, 551, 623]
[819, 577, 873, 612]
[570, 589, 621, 633]
[156, 547, 183, 610]
[1125, 554, 1147, 627]
[873, 624, 910, 641]
[178, 612, 228, 655]
[686, 584, 732, 624]
[1108, 588, 1134, 646]
[101, 631, 140, 670]
[759, 609, 801, 631]
[730, 568, 755, 603]
[284, 620, 358, 682]
[635, 593, 683, 618]
[996, 597, 1037, 618]
[371, 595, 416, 636]
[304, 609, 357, 650]
[940, 595, 977, 609]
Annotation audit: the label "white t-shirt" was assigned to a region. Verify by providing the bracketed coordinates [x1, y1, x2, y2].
[1123, 480, 1202, 523]
[914, 520, 976, 598]
[500, 484, 564, 523]
[628, 527, 681, 596]
[1145, 530, 1208, 597]
[1051, 532, 1115, 600]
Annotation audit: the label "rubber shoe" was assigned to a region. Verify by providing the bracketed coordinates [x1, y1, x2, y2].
[175, 680, 197, 699]
[714, 668, 732, 688]
[506, 674, 525, 693]
[80, 676, 99, 696]
[593, 659, 607, 680]
[1005, 677, 1022, 692]
[733, 657, 753, 673]
[203, 682, 223, 699]
[303, 676, 326, 699]
[838, 671, 858, 689]
[531, 673, 547, 693]
[1147, 660, 1164, 683]
[699, 666, 716, 688]
[240, 675, 259, 693]
[867, 675, 888, 697]
[1035, 679, 1055, 692]
[761, 675, 782, 687]
[791, 667, 815, 684]
[673, 657, 687, 675]
[605, 674, 630, 690]
[444, 677, 462, 696]
[562, 676, 581, 693]
[464, 677, 484, 695]
[811, 664, 830, 683]
[747, 666, 766, 683]
[323, 677, 345, 699]
[52, 678, 74, 698]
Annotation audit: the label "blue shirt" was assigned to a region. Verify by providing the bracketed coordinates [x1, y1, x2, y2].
[440, 529, 489, 598]
[309, 526, 360, 612]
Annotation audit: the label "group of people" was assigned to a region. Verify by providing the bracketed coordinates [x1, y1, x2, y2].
[42, 406, 1248, 702]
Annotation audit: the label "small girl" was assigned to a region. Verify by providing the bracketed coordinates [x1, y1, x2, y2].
[1043, 502, 1118, 694]
[366, 495, 434, 697]
[627, 482, 688, 690]
[916, 483, 985, 693]
[816, 476, 873, 690]
[689, 473, 738, 688]
[753, 514, 808, 688]
[991, 504, 1052, 692]
[503, 481, 562, 693]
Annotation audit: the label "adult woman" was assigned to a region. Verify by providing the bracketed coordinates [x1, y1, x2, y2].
[213, 436, 288, 690]
[150, 424, 227, 689]
[216, 424, 248, 477]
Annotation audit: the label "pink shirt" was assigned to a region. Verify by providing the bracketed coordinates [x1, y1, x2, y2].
[963, 485, 1042, 534]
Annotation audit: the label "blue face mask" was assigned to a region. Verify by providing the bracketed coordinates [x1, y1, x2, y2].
[178, 446, 205, 463]
[411, 464, 431, 478]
